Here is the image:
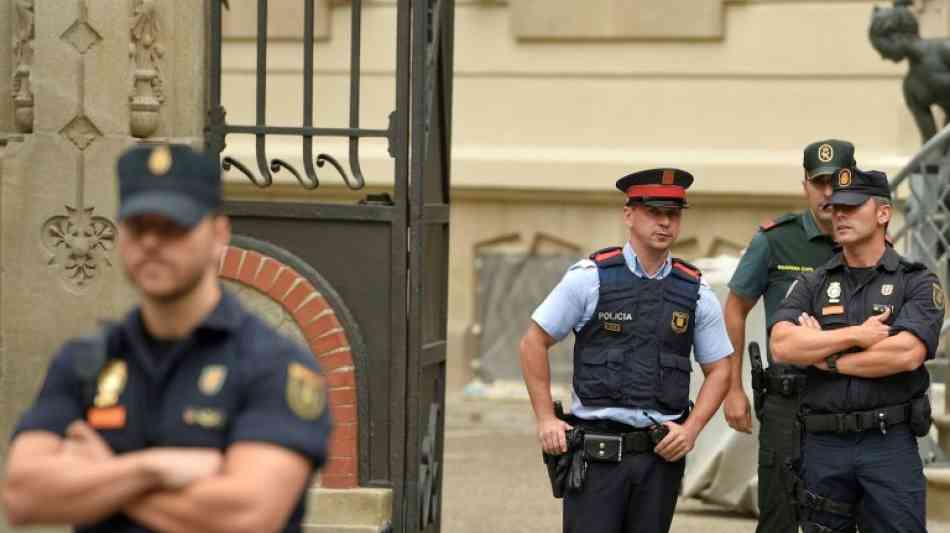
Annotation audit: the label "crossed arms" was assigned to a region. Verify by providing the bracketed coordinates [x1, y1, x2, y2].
[2, 421, 311, 533]
[770, 307, 927, 378]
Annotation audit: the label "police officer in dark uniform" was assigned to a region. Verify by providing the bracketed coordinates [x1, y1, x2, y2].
[771, 167, 942, 533]
[724, 139, 852, 532]
[520, 169, 732, 533]
[2, 144, 332, 533]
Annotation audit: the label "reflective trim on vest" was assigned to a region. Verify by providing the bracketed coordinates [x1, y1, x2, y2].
[573, 259, 699, 414]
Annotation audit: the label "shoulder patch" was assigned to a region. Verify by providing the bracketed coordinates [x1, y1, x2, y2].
[672, 258, 701, 281]
[286, 362, 326, 420]
[589, 246, 623, 263]
[759, 212, 798, 232]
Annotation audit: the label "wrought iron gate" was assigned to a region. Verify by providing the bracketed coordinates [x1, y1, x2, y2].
[206, 1, 454, 531]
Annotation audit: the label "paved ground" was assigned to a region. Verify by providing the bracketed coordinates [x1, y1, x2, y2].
[440, 394, 950, 533]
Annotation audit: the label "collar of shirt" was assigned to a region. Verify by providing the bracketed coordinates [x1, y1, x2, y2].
[623, 242, 672, 280]
[825, 244, 901, 273]
[801, 209, 833, 242]
[119, 288, 244, 374]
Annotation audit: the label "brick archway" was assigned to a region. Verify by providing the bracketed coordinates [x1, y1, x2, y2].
[219, 245, 358, 489]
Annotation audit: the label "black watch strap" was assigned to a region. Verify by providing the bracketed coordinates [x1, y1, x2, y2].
[825, 353, 841, 373]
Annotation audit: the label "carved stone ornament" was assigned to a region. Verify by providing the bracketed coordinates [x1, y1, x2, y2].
[12, 0, 35, 133]
[41, 206, 117, 292]
[129, 0, 165, 138]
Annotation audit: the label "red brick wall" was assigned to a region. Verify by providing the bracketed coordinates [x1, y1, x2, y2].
[219, 245, 358, 489]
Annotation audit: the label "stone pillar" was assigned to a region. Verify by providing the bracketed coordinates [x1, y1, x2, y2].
[0, 0, 207, 518]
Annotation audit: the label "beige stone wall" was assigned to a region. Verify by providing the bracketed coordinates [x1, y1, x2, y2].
[0, 0, 207, 484]
[218, 0, 934, 390]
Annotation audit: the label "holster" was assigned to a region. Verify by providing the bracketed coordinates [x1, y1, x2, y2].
[542, 427, 586, 498]
[749, 342, 766, 420]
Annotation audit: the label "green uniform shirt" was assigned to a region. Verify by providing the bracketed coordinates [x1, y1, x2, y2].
[728, 209, 836, 364]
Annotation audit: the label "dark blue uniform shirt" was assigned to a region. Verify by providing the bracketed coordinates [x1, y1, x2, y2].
[13, 290, 332, 533]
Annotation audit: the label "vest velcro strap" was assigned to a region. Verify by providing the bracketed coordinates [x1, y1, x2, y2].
[589, 247, 623, 264]
[802, 403, 910, 434]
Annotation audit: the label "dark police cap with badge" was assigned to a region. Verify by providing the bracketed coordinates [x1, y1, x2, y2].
[116, 144, 222, 228]
[616, 168, 693, 208]
[830, 167, 891, 206]
[804, 139, 856, 179]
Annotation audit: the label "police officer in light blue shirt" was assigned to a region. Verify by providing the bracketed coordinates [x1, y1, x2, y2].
[520, 168, 732, 533]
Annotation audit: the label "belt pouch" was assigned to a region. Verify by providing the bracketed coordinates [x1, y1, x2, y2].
[584, 433, 623, 463]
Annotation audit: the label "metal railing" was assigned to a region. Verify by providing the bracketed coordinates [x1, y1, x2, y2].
[890, 126, 950, 337]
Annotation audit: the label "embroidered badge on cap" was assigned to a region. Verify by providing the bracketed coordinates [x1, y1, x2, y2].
[837, 168, 852, 187]
[199, 365, 227, 396]
[671, 311, 689, 334]
[147, 145, 173, 176]
[818, 144, 834, 163]
[94, 360, 127, 408]
[286, 362, 326, 420]
[934, 283, 945, 310]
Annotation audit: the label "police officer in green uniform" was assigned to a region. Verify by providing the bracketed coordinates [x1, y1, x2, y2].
[723, 140, 853, 532]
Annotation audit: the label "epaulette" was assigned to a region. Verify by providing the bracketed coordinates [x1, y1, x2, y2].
[899, 257, 927, 272]
[588, 246, 624, 265]
[759, 212, 799, 232]
[671, 257, 702, 281]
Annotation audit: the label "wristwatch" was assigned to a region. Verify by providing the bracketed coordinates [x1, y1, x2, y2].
[825, 353, 841, 373]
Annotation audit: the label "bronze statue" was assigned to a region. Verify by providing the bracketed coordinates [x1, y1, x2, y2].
[870, 0, 950, 143]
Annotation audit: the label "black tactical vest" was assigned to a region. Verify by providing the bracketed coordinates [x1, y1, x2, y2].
[573, 247, 701, 414]
[804, 250, 931, 413]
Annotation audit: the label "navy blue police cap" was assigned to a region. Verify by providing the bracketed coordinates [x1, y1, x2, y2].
[829, 167, 891, 206]
[116, 144, 222, 228]
[615, 168, 693, 208]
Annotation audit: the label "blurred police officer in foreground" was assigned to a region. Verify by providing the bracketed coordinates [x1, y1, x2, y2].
[771, 167, 941, 532]
[2, 144, 331, 532]
[724, 140, 850, 532]
[520, 169, 732, 533]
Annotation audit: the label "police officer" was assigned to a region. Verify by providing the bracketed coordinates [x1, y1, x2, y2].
[1, 144, 332, 532]
[771, 167, 942, 533]
[520, 169, 732, 533]
[724, 139, 851, 532]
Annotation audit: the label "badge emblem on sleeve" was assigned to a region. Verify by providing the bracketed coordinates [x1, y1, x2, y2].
[934, 283, 945, 310]
[199, 365, 228, 396]
[286, 362, 326, 420]
[671, 312, 689, 334]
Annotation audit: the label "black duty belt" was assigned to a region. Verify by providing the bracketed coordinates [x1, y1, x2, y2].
[618, 430, 654, 454]
[765, 373, 806, 397]
[576, 420, 656, 455]
[802, 403, 910, 434]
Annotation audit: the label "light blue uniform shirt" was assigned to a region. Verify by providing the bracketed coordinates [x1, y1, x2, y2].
[531, 242, 733, 428]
